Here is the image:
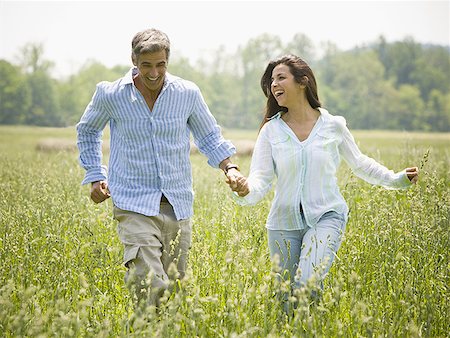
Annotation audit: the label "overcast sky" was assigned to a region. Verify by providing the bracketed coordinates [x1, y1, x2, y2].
[1, 0, 449, 78]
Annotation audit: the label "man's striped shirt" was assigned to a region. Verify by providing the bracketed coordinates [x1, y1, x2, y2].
[77, 68, 235, 220]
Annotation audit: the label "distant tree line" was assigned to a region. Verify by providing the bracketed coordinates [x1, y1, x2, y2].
[1, 35, 449, 131]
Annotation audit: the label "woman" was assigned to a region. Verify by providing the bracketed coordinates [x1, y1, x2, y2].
[229, 54, 419, 308]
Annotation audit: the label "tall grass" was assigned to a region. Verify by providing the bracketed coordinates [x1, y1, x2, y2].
[0, 126, 448, 337]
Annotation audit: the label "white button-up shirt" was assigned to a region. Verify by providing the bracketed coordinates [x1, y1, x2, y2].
[235, 108, 411, 230]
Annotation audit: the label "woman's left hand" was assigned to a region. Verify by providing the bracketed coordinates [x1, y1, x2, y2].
[406, 167, 419, 184]
[225, 169, 250, 196]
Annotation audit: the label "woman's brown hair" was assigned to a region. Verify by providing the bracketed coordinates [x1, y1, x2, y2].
[259, 54, 321, 129]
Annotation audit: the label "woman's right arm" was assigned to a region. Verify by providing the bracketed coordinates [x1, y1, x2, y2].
[233, 127, 275, 205]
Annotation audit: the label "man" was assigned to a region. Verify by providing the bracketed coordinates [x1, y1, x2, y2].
[77, 28, 242, 306]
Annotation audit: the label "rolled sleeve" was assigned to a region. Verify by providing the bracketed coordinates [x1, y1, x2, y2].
[81, 165, 108, 185]
[231, 191, 249, 206]
[394, 169, 413, 189]
[198, 129, 236, 167]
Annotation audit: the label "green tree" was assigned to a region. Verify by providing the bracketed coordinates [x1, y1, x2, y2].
[25, 69, 61, 126]
[377, 37, 422, 86]
[2, 36, 448, 131]
[286, 33, 317, 64]
[388, 84, 425, 130]
[376, 36, 450, 102]
[425, 89, 450, 132]
[170, 49, 246, 129]
[411, 46, 450, 100]
[59, 60, 129, 126]
[319, 50, 392, 129]
[19, 43, 53, 74]
[239, 34, 283, 128]
[19, 43, 61, 126]
[0, 60, 31, 124]
[169, 56, 204, 85]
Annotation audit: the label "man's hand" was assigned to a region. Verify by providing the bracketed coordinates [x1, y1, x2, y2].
[225, 168, 250, 197]
[90, 180, 111, 203]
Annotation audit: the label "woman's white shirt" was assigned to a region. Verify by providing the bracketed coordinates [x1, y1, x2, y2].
[235, 108, 412, 230]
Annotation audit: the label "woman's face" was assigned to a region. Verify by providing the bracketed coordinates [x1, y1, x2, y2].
[271, 64, 304, 107]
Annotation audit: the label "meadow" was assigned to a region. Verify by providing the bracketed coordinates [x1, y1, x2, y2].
[0, 125, 448, 337]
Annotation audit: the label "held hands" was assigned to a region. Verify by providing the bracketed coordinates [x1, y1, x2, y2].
[90, 180, 111, 203]
[406, 167, 419, 184]
[225, 168, 250, 197]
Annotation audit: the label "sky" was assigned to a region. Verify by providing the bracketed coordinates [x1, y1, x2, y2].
[0, 0, 449, 78]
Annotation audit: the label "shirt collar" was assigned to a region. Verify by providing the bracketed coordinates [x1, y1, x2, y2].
[268, 112, 283, 120]
[122, 67, 177, 85]
[122, 67, 176, 101]
[270, 107, 328, 121]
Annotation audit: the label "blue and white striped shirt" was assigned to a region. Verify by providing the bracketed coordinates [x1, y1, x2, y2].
[77, 68, 236, 220]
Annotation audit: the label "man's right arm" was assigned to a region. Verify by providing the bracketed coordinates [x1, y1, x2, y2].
[76, 83, 110, 189]
[187, 86, 236, 168]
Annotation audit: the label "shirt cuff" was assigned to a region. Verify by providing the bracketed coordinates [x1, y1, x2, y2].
[230, 191, 244, 204]
[81, 165, 108, 185]
[230, 190, 260, 206]
[397, 170, 413, 188]
[206, 141, 237, 168]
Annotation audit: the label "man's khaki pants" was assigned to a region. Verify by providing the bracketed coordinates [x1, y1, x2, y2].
[113, 201, 192, 306]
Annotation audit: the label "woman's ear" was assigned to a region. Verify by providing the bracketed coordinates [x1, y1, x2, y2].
[298, 76, 309, 89]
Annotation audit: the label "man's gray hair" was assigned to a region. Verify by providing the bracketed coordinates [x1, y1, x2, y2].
[131, 28, 171, 63]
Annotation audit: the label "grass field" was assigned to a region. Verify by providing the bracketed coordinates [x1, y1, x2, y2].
[0, 125, 449, 337]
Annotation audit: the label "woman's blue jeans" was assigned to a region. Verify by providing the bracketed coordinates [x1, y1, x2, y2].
[267, 210, 347, 295]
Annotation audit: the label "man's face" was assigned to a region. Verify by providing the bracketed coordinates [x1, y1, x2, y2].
[135, 50, 168, 92]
